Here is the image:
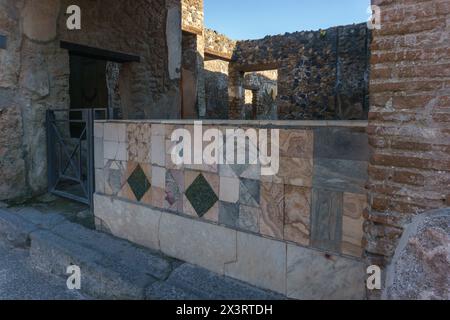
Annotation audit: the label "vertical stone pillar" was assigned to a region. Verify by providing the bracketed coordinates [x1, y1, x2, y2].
[228, 65, 244, 120]
[196, 33, 206, 118]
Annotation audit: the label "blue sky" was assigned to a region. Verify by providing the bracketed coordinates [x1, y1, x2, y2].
[204, 0, 371, 40]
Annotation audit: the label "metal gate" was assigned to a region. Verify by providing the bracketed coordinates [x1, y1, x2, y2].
[46, 109, 106, 206]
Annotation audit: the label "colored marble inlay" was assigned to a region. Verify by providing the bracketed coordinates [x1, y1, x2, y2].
[127, 164, 151, 201]
[185, 174, 219, 217]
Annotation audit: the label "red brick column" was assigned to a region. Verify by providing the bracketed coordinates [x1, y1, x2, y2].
[366, 0, 450, 273]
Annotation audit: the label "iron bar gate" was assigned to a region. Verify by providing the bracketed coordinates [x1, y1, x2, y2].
[46, 109, 106, 206]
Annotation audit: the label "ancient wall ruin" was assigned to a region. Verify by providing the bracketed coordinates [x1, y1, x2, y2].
[204, 59, 229, 119]
[0, 0, 182, 200]
[182, 0, 204, 35]
[94, 119, 369, 299]
[229, 23, 370, 120]
[204, 29, 236, 60]
[366, 0, 450, 283]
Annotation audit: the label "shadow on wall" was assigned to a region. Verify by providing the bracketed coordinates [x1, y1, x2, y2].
[204, 69, 229, 119]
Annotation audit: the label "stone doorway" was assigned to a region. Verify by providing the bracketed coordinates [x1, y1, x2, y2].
[243, 70, 278, 120]
[69, 54, 109, 138]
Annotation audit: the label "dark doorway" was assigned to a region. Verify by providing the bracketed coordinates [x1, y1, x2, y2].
[69, 55, 108, 137]
[70, 55, 108, 111]
[48, 42, 140, 206]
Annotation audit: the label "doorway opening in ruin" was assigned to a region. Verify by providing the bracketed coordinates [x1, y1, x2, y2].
[62, 41, 140, 125]
[48, 42, 140, 206]
[204, 53, 231, 119]
[69, 54, 109, 137]
[181, 31, 200, 119]
[243, 70, 278, 120]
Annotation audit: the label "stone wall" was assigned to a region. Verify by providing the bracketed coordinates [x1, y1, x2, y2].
[383, 208, 449, 300]
[366, 0, 450, 280]
[181, 0, 203, 34]
[59, 0, 181, 119]
[204, 59, 229, 119]
[229, 23, 370, 121]
[244, 70, 278, 120]
[204, 29, 237, 60]
[0, 0, 181, 200]
[93, 119, 369, 299]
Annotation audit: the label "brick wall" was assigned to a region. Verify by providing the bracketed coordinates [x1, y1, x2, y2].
[366, 0, 450, 272]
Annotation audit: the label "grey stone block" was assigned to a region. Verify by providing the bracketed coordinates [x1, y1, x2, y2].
[287, 244, 366, 300]
[225, 232, 287, 295]
[314, 127, 369, 161]
[0, 209, 37, 247]
[162, 264, 284, 300]
[313, 158, 368, 194]
[51, 221, 172, 281]
[146, 282, 202, 300]
[17, 208, 67, 230]
[94, 194, 162, 251]
[219, 202, 239, 228]
[29, 230, 154, 300]
[94, 137, 104, 169]
[0, 238, 88, 300]
[159, 212, 237, 275]
[311, 189, 343, 253]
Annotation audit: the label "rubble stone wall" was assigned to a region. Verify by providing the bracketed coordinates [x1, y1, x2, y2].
[229, 23, 370, 121]
[204, 59, 229, 119]
[182, 0, 203, 34]
[204, 28, 237, 60]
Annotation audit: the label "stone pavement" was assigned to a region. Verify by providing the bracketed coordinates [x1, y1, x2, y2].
[0, 238, 88, 300]
[0, 204, 285, 300]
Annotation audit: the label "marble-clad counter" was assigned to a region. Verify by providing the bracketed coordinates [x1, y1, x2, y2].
[94, 120, 369, 299]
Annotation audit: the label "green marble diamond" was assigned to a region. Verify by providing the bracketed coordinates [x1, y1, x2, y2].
[185, 174, 218, 217]
[127, 164, 150, 201]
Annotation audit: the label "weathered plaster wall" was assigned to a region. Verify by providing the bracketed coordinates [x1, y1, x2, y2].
[366, 0, 450, 288]
[93, 120, 369, 299]
[0, 0, 182, 200]
[229, 23, 370, 121]
[0, 0, 70, 200]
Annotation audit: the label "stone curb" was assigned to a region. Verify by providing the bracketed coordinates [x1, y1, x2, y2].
[0, 208, 285, 300]
[0, 209, 38, 247]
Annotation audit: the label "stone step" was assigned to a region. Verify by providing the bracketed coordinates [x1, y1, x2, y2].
[0, 208, 174, 299]
[147, 264, 285, 300]
[29, 230, 154, 299]
[11, 208, 175, 281]
[0, 209, 37, 247]
[50, 222, 174, 281]
[0, 208, 286, 300]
